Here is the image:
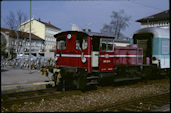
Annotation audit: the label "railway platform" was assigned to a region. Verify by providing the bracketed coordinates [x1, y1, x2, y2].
[1, 67, 54, 93]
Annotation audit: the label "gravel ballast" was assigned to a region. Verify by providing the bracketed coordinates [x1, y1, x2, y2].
[2, 78, 170, 112]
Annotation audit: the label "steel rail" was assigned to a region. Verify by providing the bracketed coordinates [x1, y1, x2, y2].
[1, 87, 58, 103]
[84, 91, 170, 112]
[2, 92, 60, 103]
[2, 87, 55, 96]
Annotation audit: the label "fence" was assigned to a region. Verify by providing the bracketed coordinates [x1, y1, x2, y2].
[1, 56, 55, 70]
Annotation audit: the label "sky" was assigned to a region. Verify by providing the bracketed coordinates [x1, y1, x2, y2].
[1, 0, 169, 38]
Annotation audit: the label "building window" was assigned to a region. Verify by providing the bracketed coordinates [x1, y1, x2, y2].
[162, 40, 169, 54]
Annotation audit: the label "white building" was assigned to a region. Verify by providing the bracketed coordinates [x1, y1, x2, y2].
[136, 10, 169, 29]
[1, 27, 45, 59]
[19, 18, 61, 52]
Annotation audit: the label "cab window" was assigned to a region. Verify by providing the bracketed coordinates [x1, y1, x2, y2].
[101, 38, 114, 52]
[57, 36, 66, 50]
[76, 34, 87, 50]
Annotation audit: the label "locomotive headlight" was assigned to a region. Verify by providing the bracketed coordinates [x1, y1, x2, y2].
[81, 52, 86, 63]
[81, 57, 86, 63]
[67, 34, 72, 40]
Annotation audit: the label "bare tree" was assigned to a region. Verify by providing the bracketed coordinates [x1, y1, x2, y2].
[100, 24, 112, 33]
[1, 34, 8, 58]
[16, 9, 28, 52]
[17, 9, 28, 28]
[101, 9, 131, 39]
[4, 9, 28, 31]
[4, 10, 28, 57]
[4, 11, 17, 30]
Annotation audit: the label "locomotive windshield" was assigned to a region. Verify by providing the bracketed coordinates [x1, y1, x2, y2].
[76, 34, 88, 50]
[101, 38, 114, 52]
[57, 36, 66, 50]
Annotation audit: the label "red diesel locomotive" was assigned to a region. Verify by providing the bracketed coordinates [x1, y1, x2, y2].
[49, 30, 152, 90]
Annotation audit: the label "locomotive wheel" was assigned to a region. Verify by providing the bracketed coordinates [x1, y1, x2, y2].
[77, 73, 87, 91]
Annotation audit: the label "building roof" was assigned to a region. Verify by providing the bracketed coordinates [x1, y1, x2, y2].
[133, 27, 169, 38]
[20, 18, 61, 31]
[36, 18, 61, 30]
[0, 27, 44, 41]
[136, 10, 169, 22]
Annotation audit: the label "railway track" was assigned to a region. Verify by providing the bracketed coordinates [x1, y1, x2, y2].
[1, 78, 168, 103]
[86, 92, 170, 112]
[1, 86, 85, 109]
[1, 88, 60, 103]
[1, 78, 169, 112]
[1, 77, 142, 103]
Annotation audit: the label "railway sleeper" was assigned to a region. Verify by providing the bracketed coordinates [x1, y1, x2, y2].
[126, 103, 155, 111]
[116, 107, 142, 112]
[141, 101, 169, 107]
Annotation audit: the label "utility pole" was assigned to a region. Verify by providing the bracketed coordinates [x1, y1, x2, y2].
[14, 30, 19, 56]
[29, 0, 32, 73]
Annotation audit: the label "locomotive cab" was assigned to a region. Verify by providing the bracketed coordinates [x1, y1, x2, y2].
[54, 31, 115, 73]
[92, 36, 115, 71]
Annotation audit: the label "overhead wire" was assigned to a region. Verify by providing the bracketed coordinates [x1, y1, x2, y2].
[130, 0, 166, 11]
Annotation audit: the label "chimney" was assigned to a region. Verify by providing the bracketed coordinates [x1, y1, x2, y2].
[38, 18, 41, 21]
[48, 21, 51, 24]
